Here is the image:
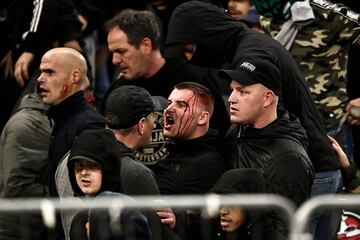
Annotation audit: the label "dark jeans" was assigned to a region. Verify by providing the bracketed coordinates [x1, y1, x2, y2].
[310, 169, 343, 240]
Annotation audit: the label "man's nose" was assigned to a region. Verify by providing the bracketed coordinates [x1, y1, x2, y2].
[81, 168, 89, 175]
[228, 90, 236, 103]
[164, 104, 173, 114]
[112, 53, 122, 65]
[220, 208, 229, 216]
[37, 73, 44, 82]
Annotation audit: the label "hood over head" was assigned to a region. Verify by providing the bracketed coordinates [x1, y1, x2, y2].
[211, 168, 270, 225]
[67, 129, 122, 196]
[165, 1, 248, 66]
[211, 168, 265, 194]
[17, 92, 49, 112]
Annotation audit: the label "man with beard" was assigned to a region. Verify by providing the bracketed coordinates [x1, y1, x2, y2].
[156, 82, 228, 240]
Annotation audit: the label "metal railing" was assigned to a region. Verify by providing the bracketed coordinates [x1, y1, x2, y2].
[0, 194, 295, 235]
[291, 194, 360, 240]
[1, 193, 358, 239]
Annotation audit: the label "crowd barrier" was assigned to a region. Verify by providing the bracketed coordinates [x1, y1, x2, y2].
[0, 194, 358, 239]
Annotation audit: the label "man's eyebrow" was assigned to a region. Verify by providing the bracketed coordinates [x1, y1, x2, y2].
[176, 99, 189, 106]
[39, 68, 54, 73]
[114, 48, 127, 53]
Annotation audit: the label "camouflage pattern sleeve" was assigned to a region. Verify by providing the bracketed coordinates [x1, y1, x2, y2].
[259, 0, 360, 130]
[311, 0, 360, 44]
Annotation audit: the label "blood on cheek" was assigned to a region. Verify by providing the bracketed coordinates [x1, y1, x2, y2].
[60, 84, 69, 96]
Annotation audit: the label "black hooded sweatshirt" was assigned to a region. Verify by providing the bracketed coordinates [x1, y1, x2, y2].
[165, 1, 340, 173]
[211, 168, 286, 240]
[67, 129, 178, 240]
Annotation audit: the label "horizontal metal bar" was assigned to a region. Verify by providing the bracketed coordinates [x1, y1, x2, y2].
[290, 194, 360, 240]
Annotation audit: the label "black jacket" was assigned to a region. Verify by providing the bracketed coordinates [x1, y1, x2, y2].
[0, 0, 82, 58]
[157, 128, 228, 195]
[47, 91, 105, 197]
[165, 1, 340, 172]
[156, 129, 228, 240]
[225, 113, 314, 207]
[70, 192, 180, 240]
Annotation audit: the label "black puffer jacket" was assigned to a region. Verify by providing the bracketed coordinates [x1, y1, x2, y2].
[225, 113, 314, 207]
[165, 1, 340, 173]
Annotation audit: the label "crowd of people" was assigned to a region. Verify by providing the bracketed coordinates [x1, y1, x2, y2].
[1, 0, 360, 239]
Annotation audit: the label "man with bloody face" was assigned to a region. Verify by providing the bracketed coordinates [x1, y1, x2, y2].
[156, 82, 228, 239]
[163, 82, 213, 140]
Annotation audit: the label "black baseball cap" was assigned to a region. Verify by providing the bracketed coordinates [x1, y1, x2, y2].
[104, 85, 167, 129]
[219, 58, 282, 96]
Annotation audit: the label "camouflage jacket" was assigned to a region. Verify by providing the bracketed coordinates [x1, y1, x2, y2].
[260, 0, 360, 129]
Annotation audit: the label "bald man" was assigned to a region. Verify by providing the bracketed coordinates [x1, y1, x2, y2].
[38, 48, 87, 105]
[38, 47, 105, 195]
[37, 47, 104, 238]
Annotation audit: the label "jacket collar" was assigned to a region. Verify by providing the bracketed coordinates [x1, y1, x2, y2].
[47, 91, 87, 124]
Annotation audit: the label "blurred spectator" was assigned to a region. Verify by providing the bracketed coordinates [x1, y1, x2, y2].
[0, 85, 52, 239]
[211, 168, 285, 240]
[0, 0, 83, 132]
[257, 0, 360, 161]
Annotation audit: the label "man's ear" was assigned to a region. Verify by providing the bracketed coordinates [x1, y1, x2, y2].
[141, 37, 152, 54]
[137, 117, 146, 135]
[264, 91, 275, 107]
[71, 69, 81, 83]
[198, 111, 209, 126]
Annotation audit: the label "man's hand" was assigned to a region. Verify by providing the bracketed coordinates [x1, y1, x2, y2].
[154, 199, 176, 229]
[1, 50, 14, 79]
[328, 135, 350, 169]
[156, 207, 176, 229]
[78, 14, 88, 32]
[63, 40, 82, 52]
[14, 52, 34, 87]
[346, 98, 360, 126]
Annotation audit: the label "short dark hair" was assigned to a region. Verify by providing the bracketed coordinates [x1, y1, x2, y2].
[105, 9, 161, 50]
[174, 82, 215, 116]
